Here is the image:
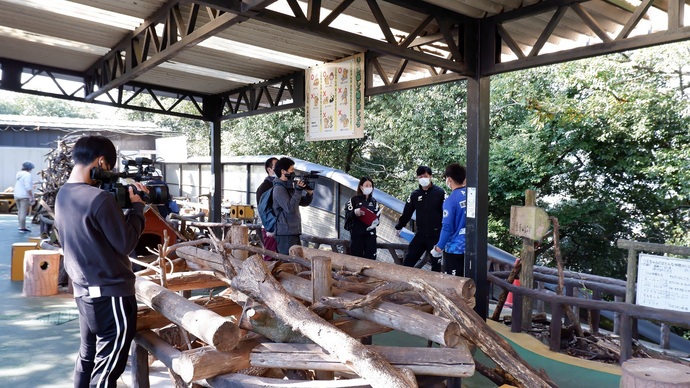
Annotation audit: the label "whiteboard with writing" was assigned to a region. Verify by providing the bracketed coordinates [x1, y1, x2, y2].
[636, 253, 690, 312]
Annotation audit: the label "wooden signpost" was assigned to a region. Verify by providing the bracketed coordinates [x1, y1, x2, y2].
[509, 190, 550, 329]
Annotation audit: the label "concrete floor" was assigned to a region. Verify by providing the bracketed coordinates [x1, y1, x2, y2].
[0, 214, 171, 387]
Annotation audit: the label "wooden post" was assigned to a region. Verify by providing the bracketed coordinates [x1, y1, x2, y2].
[231, 225, 249, 260]
[511, 293, 522, 334]
[130, 341, 150, 388]
[520, 190, 536, 330]
[660, 323, 670, 350]
[590, 289, 601, 334]
[549, 301, 563, 352]
[621, 359, 690, 387]
[614, 295, 622, 335]
[22, 250, 60, 297]
[625, 248, 637, 305]
[312, 256, 334, 381]
[620, 312, 632, 364]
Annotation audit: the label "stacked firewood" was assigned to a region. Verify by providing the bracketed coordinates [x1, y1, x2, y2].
[39, 136, 77, 209]
[131, 226, 557, 388]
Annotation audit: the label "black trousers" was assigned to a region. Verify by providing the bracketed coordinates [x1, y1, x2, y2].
[443, 252, 465, 277]
[402, 234, 441, 271]
[350, 233, 377, 260]
[74, 295, 137, 388]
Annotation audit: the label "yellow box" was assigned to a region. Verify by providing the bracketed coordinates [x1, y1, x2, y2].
[28, 236, 42, 245]
[229, 204, 254, 220]
[12, 242, 38, 281]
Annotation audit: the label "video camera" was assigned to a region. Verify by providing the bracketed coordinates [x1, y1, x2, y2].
[91, 157, 169, 209]
[295, 170, 322, 191]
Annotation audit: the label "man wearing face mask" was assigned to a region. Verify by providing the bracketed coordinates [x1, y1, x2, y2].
[256, 157, 278, 257]
[431, 163, 467, 277]
[394, 165, 446, 271]
[272, 157, 314, 255]
[55, 135, 148, 388]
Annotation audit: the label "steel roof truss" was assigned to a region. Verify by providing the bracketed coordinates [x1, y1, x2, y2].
[219, 72, 304, 118]
[84, 0, 276, 102]
[252, 0, 468, 74]
[488, 0, 690, 74]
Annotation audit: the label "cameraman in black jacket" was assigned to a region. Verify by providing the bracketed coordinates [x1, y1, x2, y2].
[394, 166, 445, 271]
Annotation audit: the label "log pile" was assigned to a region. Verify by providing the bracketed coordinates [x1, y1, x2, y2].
[131, 229, 556, 387]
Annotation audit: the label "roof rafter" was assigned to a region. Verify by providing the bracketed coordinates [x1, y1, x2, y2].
[483, 0, 690, 75]
[83, 0, 277, 102]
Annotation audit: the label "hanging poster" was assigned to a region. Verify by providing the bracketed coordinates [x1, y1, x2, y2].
[305, 53, 364, 141]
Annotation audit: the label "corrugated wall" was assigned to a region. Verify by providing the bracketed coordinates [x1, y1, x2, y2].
[0, 147, 50, 191]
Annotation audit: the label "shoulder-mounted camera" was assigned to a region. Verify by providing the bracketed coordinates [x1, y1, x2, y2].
[91, 157, 169, 209]
[295, 170, 322, 190]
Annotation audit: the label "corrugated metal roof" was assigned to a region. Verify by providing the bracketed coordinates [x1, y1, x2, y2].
[0, 0, 688, 117]
[0, 114, 170, 135]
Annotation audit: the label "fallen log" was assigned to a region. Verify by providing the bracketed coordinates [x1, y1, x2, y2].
[410, 279, 556, 388]
[231, 255, 418, 388]
[134, 329, 259, 383]
[250, 343, 474, 377]
[137, 296, 243, 331]
[135, 277, 240, 351]
[291, 246, 475, 307]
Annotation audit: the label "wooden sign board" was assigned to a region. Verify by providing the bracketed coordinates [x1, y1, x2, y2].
[509, 205, 550, 241]
[636, 253, 690, 312]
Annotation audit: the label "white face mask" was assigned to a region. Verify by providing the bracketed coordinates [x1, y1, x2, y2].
[418, 177, 430, 187]
[362, 187, 373, 195]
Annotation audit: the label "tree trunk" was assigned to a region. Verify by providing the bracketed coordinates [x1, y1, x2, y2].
[135, 277, 240, 351]
[137, 296, 243, 331]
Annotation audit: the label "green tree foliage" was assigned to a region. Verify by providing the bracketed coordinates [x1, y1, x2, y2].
[221, 83, 468, 197]
[488, 43, 690, 278]
[0, 92, 97, 118]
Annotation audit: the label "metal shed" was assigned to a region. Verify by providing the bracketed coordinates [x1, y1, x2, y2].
[1, 0, 688, 317]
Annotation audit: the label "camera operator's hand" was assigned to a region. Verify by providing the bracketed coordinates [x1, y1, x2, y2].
[295, 179, 307, 191]
[129, 182, 149, 204]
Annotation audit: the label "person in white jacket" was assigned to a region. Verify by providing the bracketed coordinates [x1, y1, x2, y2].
[14, 161, 35, 233]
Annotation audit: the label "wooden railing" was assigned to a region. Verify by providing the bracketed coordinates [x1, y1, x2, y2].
[488, 270, 690, 364]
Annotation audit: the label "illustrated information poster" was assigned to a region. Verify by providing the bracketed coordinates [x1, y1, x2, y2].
[305, 53, 364, 141]
[636, 253, 690, 312]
